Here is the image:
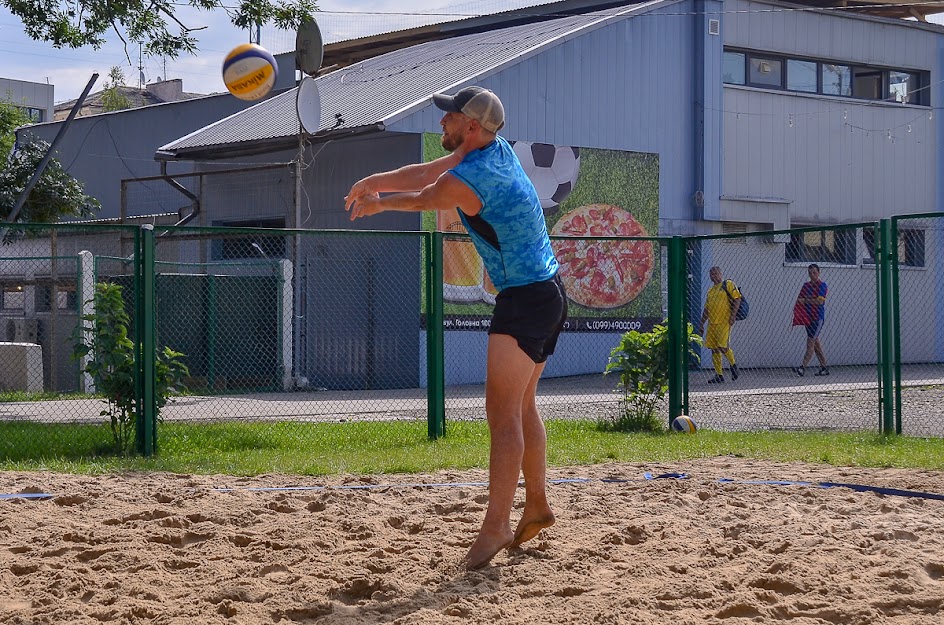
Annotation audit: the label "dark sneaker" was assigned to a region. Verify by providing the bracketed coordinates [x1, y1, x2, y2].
[730, 364, 739, 380]
[794, 367, 805, 377]
[815, 368, 830, 377]
[707, 375, 725, 384]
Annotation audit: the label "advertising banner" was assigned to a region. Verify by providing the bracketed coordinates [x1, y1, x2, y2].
[423, 133, 661, 332]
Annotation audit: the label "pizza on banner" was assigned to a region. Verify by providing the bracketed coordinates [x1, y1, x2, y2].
[551, 204, 654, 309]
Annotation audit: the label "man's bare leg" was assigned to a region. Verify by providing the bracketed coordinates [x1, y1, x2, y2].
[464, 334, 536, 570]
[813, 339, 827, 367]
[801, 336, 816, 367]
[510, 362, 554, 548]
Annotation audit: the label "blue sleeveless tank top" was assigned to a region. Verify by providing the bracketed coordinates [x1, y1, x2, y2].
[449, 136, 559, 291]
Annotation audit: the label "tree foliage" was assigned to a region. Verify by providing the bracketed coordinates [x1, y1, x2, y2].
[101, 66, 133, 113]
[0, 98, 28, 158]
[0, 98, 101, 223]
[2, 1, 318, 58]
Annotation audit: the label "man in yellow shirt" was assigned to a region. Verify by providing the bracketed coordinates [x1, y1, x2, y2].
[697, 266, 741, 383]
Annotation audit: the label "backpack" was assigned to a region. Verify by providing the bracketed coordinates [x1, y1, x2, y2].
[724, 280, 749, 321]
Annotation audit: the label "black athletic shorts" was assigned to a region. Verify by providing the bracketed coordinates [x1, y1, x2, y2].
[489, 274, 568, 364]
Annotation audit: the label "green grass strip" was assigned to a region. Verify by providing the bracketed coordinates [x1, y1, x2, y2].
[2, 419, 944, 476]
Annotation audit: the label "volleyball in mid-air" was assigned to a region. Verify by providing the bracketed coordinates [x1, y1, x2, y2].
[222, 43, 278, 101]
[671, 415, 697, 434]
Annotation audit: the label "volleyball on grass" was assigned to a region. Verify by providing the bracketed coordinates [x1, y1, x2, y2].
[222, 43, 278, 101]
[671, 415, 697, 434]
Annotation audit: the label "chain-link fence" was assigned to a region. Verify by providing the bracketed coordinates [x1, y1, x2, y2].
[0, 224, 143, 460]
[148, 226, 433, 452]
[893, 214, 944, 437]
[4, 215, 944, 462]
[685, 225, 881, 432]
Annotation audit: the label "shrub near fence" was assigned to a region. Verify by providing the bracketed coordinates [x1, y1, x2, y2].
[1, 217, 942, 462]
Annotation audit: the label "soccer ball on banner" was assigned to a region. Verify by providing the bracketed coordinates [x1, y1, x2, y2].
[512, 141, 581, 214]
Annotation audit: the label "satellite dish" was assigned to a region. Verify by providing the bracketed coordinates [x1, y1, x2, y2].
[296, 76, 322, 134]
[295, 19, 324, 77]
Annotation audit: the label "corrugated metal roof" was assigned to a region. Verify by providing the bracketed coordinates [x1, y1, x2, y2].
[158, 4, 653, 159]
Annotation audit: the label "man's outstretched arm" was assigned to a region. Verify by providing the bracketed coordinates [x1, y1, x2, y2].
[346, 171, 482, 221]
[344, 152, 465, 212]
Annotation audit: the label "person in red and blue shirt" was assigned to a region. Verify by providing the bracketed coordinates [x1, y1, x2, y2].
[794, 263, 829, 377]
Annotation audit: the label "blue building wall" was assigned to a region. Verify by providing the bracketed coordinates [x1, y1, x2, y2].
[20, 93, 261, 219]
[389, 1, 701, 233]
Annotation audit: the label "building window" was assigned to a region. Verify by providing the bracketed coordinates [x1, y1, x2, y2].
[861, 229, 925, 267]
[822, 64, 852, 96]
[1, 285, 26, 311]
[213, 218, 287, 260]
[723, 51, 745, 85]
[724, 48, 929, 106]
[853, 68, 883, 99]
[749, 56, 782, 88]
[15, 106, 44, 123]
[35, 283, 78, 312]
[889, 71, 920, 104]
[786, 229, 857, 265]
[787, 59, 817, 93]
[898, 229, 925, 267]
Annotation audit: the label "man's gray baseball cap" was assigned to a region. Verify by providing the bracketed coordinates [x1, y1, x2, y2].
[432, 86, 505, 133]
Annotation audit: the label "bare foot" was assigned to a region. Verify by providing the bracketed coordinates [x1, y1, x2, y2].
[509, 511, 555, 548]
[464, 528, 515, 570]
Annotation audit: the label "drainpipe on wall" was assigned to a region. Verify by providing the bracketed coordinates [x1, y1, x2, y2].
[161, 161, 201, 226]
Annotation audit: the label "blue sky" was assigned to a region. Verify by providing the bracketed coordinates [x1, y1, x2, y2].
[0, 0, 556, 103]
[3, 1, 941, 104]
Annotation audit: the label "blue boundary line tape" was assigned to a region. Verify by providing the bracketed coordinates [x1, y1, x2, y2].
[4, 472, 944, 502]
[715, 477, 944, 502]
[0, 493, 54, 500]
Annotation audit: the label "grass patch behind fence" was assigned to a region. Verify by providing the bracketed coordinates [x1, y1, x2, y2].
[2, 420, 944, 476]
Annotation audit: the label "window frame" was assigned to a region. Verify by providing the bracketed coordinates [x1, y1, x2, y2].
[211, 218, 287, 261]
[785, 228, 858, 266]
[859, 228, 925, 268]
[786, 58, 818, 93]
[747, 54, 784, 88]
[723, 47, 929, 106]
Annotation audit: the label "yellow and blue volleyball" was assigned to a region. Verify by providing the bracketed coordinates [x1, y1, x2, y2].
[222, 43, 278, 101]
[671, 415, 697, 434]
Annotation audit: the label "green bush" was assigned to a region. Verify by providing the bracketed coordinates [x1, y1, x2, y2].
[603, 322, 702, 432]
[72, 282, 188, 455]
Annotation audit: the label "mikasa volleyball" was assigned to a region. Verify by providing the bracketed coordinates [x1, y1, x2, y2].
[222, 43, 278, 101]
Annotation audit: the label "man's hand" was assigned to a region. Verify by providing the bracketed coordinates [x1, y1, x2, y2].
[347, 191, 382, 221]
[344, 177, 376, 213]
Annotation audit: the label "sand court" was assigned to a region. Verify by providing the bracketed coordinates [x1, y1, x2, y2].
[2, 458, 944, 624]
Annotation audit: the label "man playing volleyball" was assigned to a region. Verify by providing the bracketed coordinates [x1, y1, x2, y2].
[345, 86, 567, 569]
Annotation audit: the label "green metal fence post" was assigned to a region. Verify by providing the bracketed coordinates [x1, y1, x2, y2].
[682, 240, 691, 416]
[877, 219, 895, 434]
[890, 218, 903, 435]
[667, 236, 686, 423]
[139, 224, 157, 456]
[427, 232, 446, 439]
[207, 274, 217, 390]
